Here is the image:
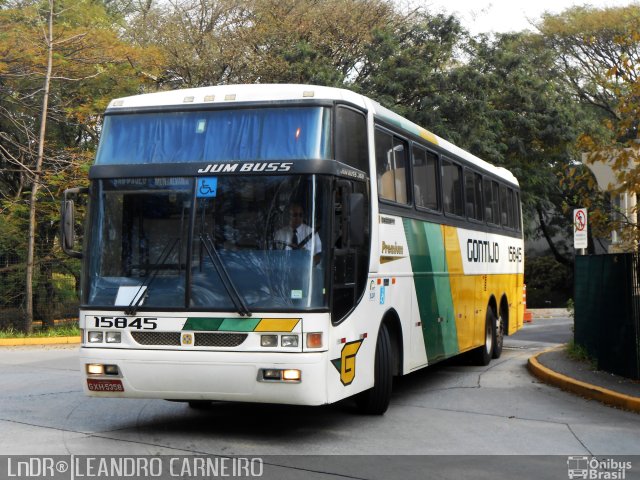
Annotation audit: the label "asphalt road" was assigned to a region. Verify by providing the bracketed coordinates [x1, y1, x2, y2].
[0, 317, 638, 479]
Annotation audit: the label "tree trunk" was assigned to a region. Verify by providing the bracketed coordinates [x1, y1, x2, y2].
[24, 0, 54, 333]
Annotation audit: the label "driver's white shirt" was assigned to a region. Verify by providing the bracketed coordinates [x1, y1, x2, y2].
[274, 224, 321, 255]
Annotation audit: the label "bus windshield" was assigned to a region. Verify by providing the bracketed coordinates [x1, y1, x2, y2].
[95, 107, 332, 164]
[85, 175, 331, 311]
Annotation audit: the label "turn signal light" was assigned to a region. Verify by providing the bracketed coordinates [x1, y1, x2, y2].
[306, 332, 323, 349]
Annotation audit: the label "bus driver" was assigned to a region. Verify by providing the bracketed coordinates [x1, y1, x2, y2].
[274, 203, 322, 262]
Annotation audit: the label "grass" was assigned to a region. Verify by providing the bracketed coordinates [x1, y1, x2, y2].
[566, 339, 598, 369]
[0, 323, 80, 339]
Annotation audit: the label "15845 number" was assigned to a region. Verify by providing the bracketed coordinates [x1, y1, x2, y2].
[92, 316, 157, 330]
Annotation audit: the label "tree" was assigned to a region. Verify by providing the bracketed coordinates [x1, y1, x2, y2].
[0, 0, 159, 331]
[540, 5, 640, 248]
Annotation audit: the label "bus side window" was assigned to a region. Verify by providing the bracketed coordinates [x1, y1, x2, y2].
[500, 184, 509, 227]
[335, 106, 368, 174]
[442, 158, 463, 217]
[483, 178, 493, 223]
[375, 129, 409, 205]
[507, 188, 516, 229]
[412, 145, 439, 211]
[491, 181, 500, 225]
[515, 191, 522, 231]
[464, 170, 483, 221]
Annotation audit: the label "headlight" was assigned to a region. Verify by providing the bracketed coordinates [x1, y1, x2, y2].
[88, 331, 104, 343]
[281, 335, 299, 347]
[260, 335, 278, 347]
[105, 331, 121, 344]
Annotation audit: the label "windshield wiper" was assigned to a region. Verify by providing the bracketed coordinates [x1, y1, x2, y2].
[125, 238, 179, 316]
[199, 233, 252, 317]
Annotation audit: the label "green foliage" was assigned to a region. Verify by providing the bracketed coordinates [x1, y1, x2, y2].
[0, 0, 159, 330]
[525, 255, 573, 308]
[566, 340, 597, 369]
[566, 298, 575, 318]
[541, 5, 640, 248]
[0, 322, 80, 339]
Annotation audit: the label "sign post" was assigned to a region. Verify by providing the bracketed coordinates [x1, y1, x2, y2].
[573, 208, 588, 254]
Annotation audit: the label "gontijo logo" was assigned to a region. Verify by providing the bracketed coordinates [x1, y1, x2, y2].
[331, 339, 364, 386]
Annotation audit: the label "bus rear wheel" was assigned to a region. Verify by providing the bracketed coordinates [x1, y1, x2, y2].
[355, 323, 393, 415]
[471, 308, 494, 366]
[492, 310, 504, 359]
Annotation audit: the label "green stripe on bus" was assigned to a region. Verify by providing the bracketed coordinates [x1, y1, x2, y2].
[218, 318, 261, 332]
[183, 317, 224, 331]
[403, 219, 459, 362]
[184, 317, 260, 332]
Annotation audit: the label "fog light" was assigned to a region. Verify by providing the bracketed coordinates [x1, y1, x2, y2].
[261, 335, 278, 347]
[86, 364, 104, 375]
[88, 331, 103, 343]
[104, 364, 119, 375]
[281, 335, 299, 347]
[306, 332, 323, 348]
[262, 369, 281, 380]
[105, 331, 121, 343]
[282, 369, 301, 381]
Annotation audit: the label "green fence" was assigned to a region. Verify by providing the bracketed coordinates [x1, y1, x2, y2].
[574, 253, 640, 380]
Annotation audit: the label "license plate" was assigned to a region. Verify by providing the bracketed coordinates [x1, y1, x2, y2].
[87, 379, 124, 392]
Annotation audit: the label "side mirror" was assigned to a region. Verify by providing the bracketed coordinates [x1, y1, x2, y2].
[60, 187, 87, 258]
[348, 193, 365, 247]
[62, 200, 76, 251]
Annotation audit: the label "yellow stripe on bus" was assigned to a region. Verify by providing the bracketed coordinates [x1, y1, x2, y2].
[254, 319, 300, 332]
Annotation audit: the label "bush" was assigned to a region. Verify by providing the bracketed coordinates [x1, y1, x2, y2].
[525, 255, 573, 308]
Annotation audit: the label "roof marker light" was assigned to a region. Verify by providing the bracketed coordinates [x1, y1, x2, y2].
[183, 96, 194, 103]
[225, 94, 236, 101]
[204, 95, 215, 102]
[303, 91, 315, 98]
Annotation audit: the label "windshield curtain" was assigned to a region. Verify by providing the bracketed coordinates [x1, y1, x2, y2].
[85, 176, 331, 311]
[95, 107, 332, 165]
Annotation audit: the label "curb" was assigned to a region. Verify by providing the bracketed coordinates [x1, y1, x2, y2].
[528, 348, 640, 413]
[0, 336, 81, 347]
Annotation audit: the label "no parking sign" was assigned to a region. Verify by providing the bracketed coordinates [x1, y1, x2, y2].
[573, 208, 588, 249]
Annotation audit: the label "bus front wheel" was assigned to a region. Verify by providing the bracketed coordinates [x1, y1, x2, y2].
[355, 323, 393, 415]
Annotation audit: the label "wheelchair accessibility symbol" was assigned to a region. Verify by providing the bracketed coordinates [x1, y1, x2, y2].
[197, 177, 218, 198]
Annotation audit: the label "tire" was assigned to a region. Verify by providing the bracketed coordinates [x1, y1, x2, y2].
[471, 308, 494, 366]
[355, 323, 393, 415]
[492, 309, 504, 359]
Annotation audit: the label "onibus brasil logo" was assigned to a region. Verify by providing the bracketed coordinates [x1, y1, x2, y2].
[567, 456, 632, 479]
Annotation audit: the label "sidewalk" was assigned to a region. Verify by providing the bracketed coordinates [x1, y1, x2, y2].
[528, 346, 640, 413]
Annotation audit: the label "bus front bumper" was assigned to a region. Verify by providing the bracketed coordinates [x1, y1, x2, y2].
[80, 347, 329, 406]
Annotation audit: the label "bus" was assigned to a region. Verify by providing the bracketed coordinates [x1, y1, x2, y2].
[61, 84, 524, 414]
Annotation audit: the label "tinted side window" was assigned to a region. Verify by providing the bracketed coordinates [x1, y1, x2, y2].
[507, 188, 516, 229]
[442, 158, 463, 216]
[464, 171, 483, 221]
[483, 178, 494, 224]
[491, 181, 500, 225]
[412, 145, 439, 210]
[375, 129, 409, 204]
[335, 107, 368, 174]
[515, 191, 522, 231]
[499, 184, 509, 227]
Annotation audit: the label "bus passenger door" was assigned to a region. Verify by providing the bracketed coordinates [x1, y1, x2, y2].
[331, 180, 369, 324]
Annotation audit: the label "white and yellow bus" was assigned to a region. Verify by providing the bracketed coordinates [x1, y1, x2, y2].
[62, 84, 524, 414]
